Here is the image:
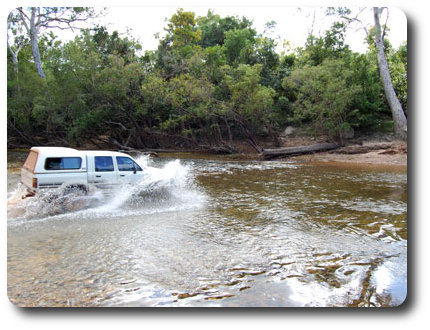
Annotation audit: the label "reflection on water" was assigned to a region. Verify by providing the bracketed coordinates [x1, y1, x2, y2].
[7, 153, 407, 307]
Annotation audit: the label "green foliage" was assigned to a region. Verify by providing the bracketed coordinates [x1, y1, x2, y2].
[223, 64, 276, 134]
[283, 59, 360, 140]
[388, 42, 407, 114]
[296, 21, 350, 67]
[197, 10, 255, 47]
[222, 28, 256, 65]
[7, 8, 407, 149]
[203, 45, 227, 82]
[347, 52, 387, 129]
[91, 26, 142, 64]
[253, 36, 281, 88]
[166, 8, 202, 49]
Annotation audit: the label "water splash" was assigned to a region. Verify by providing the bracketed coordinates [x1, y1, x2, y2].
[7, 157, 206, 223]
[94, 157, 205, 215]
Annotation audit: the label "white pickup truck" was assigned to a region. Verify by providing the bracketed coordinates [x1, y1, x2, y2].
[21, 147, 146, 195]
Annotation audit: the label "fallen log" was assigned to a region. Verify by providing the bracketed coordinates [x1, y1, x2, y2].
[261, 142, 339, 159]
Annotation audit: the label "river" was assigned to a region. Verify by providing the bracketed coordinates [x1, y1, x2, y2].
[7, 152, 407, 307]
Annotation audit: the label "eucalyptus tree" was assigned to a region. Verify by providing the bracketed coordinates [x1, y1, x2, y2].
[373, 7, 407, 139]
[7, 15, 27, 76]
[326, 7, 407, 139]
[8, 7, 96, 79]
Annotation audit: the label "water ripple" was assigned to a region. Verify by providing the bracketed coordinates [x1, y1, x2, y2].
[7, 155, 407, 307]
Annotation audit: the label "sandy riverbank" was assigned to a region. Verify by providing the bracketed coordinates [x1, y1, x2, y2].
[280, 138, 407, 170]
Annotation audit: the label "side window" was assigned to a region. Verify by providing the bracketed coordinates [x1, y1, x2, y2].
[95, 156, 114, 172]
[116, 157, 142, 172]
[45, 157, 82, 170]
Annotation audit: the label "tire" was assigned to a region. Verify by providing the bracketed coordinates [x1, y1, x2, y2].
[60, 185, 88, 212]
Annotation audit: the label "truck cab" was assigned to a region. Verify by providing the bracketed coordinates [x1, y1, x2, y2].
[21, 147, 145, 194]
[85, 150, 144, 190]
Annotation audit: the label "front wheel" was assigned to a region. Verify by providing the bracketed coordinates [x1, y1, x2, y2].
[62, 184, 88, 196]
[60, 185, 89, 212]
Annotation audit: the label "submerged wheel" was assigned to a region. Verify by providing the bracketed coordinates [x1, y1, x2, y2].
[62, 185, 88, 196]
[60, 185, 88, 212]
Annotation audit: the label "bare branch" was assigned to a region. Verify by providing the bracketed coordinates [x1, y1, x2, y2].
[339, 7, 370, 36]
[105, 121, 128, 131]
[16, 8, 30, 33]
[382, 7, 389, 40]
[35, 7, 42, 26]
[7, 34, 24, 55]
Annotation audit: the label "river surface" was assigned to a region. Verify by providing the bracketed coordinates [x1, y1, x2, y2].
[7, 152, 407, 307]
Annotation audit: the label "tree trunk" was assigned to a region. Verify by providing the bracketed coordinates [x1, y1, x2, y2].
[7, 42, 19, 75]
[29, 8, 45, 78]
[232, 110, 262, 153]
[373, 7, 407, 139]
[30, 29, 45, 79]
[18, 7, 45, 79]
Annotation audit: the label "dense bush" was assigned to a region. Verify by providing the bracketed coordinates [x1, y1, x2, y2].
[7, 8, 407, 148]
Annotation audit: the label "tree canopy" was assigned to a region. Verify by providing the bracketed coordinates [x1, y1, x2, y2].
[7, 7, 407, 150]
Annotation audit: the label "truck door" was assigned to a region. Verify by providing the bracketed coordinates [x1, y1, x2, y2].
[116, 156, 144, 184]
[88, 156, 118, 190]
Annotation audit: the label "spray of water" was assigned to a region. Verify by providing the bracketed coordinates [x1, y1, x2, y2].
[7, 156, 206, 222]
[96, 156, 205, 215]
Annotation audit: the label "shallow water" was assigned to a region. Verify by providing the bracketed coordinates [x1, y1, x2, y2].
[7, 153, 407, 307]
